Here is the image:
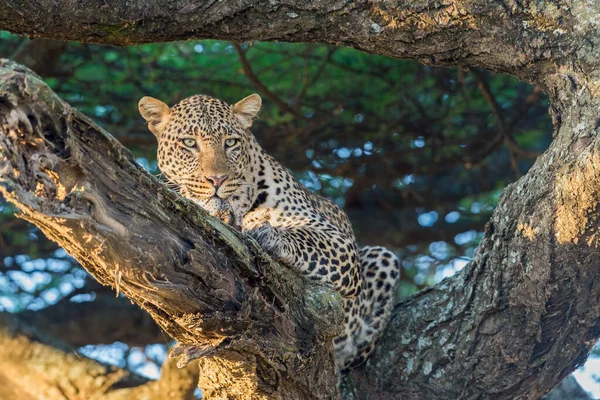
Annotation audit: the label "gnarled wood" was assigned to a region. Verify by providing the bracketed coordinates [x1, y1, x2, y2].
[1, 1, 599, 83]
[2, 0, 600, 398]
[0, 60, 341, 400]
[1, 57, 600, 400]
[342, 72, 600, 398]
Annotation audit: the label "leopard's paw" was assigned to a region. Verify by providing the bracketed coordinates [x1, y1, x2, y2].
[245, 222, 280, 253]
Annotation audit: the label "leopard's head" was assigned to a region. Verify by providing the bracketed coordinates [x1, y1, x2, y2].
[139, 93, 261, 201]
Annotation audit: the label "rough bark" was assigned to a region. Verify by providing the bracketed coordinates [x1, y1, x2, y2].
[0, 60, 341, 399]
[0, 312, 200, 400]
[1, 59, 600, 399]
[341, 70, 600, 398]
[0, 0, 598, 83]
[2, 1, 600, 399]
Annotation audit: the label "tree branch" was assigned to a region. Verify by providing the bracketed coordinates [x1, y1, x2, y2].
[1, 1, 600, 396]
[472, 69, 520, 174]
[0, 59, 341, 399]
[0, 311, 200, 400]
[2, 48, 600, 398]
[0, 1, 596, 83]
[341, 71, 600, 398]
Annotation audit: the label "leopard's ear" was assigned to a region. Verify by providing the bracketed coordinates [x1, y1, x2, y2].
[138, 96, 171, 137]
[233, 94, 262, 129]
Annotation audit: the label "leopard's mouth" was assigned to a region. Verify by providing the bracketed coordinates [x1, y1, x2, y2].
[189, 194, 226, 204]
[184, 187, 230, 201]
[179, 180, 238, 201]
[189, 195, 227, 209]
[214, 184, 240, 200]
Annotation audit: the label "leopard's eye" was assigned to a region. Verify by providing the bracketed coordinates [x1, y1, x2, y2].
[182, 138, 197, 148]
[225, 138, 239, 148]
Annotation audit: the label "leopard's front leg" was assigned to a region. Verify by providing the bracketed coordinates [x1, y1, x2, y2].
[242, 208, 288, 257]
[243, 210, 360, 298]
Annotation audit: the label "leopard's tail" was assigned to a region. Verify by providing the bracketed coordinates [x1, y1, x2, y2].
[334, 246, 400, 372]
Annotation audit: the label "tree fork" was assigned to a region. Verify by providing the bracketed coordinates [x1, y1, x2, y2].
[1, 21, 600, 396]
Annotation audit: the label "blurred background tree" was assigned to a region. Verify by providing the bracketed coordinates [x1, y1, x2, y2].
[2, 32, 593, 397]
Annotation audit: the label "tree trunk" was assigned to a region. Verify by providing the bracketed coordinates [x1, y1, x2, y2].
[2, 1, 600, 399]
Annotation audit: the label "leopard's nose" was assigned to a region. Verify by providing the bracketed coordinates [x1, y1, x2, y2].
[205, 174, 229, 189]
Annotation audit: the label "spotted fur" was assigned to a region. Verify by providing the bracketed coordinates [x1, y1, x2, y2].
[139, 93, 400, 371]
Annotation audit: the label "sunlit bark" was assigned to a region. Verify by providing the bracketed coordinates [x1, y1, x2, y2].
[0, 0, 596, 83]
[0, 312, 199, 400]
[0, 60, 340, 399]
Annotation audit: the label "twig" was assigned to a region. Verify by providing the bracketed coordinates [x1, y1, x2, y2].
[296, 47, 337, 104]
[232, 42, 305, 119]
[472, 69, 520, 175]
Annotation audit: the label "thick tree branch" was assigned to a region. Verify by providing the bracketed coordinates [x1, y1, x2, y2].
[341, 72, 600, 398]
[0, 1, 597, 83]
[2, 51, 600, 398]
[16, 296, 583, 400]
[1, 1, 600, 397]
[0, 60, 341, 399]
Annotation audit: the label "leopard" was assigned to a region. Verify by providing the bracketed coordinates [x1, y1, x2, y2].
[138, 93, 400, 372]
